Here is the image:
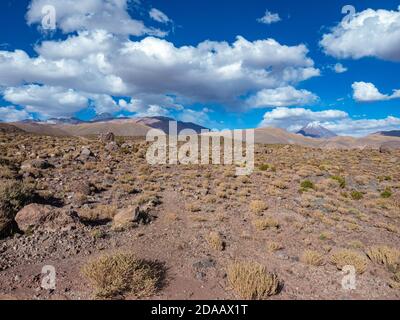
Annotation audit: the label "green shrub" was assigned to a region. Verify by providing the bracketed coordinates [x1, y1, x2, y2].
[381, 188, 392, 199]
[350, 190, 363, 200]
[331, 176, 346, 188]
[258, 164, 270, 171]
[300, 180, 315, 191]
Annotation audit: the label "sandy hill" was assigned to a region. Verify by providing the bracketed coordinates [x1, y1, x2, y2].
[7, 119, 400, 150]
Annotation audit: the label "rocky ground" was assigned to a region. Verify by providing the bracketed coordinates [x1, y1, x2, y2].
[0, 131, 399, 300]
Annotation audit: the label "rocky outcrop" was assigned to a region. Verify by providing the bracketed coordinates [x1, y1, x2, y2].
[20, 159, 53, 171]
[15, 204, 81, 233]
[112, 197, 160, 229]
[100, 132, 115, 143]
[380, 141, 400, 153]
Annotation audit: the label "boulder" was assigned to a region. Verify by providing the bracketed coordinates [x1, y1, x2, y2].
[71, 181, 97, 196]
[112, 204, 154, 229]
[79, 147, 93, 161]
[21, 159, 52, 171]
[100, 132, 115, 143]
[15, 204, 53, 232]
[105, 141, 119, 152]
[15, 204, 81, 233]
[380, 141, 400, 153]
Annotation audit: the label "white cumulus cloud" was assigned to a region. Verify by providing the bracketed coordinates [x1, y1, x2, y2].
[352, 81, 400, 102]
[333, 63, 348, 73]
[0, 106, 31, 122]
[26, 0, 166, 36]
[149, 8, 171, 24]
[320, 8, 400, 61]
[259, 107, 400, 137]
[246, 86, 318, 108]
[258, 10, 281, 25]
[3, 85, 88, 118]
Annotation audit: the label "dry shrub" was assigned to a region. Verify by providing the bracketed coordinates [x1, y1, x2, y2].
[366, 246, 400, 272]
[253, 217, 280, 231]
[207, 232, 225, 251]
[79, 205, 117, 223]
[330, 249, 368, 274]
[227, 262, 280, 300]
[165, 212, 179, 222]
[250, 200, 268, 215]
[82, 253, 164, 299]
[374, 222, 399, 234]
[389, 271, 400, 289]
[0, 179, 35, 237]
[267, 241, 283, 252]
[301, 250, 325, 266]
[186, 202, 201, 213]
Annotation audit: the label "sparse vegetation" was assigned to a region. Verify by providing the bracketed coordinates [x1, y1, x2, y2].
[300, 180, 315, 192]
[249, 200, 268, 215]
[227, 262, 281, 299]
[253, 217, 280, 231]
[330, 249, 368, 274]
[258, 164, 270, 171]
[267, 241, 283, 252]
[301, 250, 325, 266]
[0, 179, 35, 237]
[0, 130, 399, 300]
[82, 253, 163, 299]
[331, 176, 346, 188]
[366, 246, 400, 272]
[350, 190, 363, 201]
[207, 232, 225, 251]
[380, 187, 392, 199]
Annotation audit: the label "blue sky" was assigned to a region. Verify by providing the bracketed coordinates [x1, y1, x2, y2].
[0, 0, 400, 136]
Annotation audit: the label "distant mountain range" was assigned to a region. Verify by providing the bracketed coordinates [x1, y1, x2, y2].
[296, 123, 337, 139]
[2, 116, 400, 150]
[378, 130, 400, 137]
[11, 115, 208, 136]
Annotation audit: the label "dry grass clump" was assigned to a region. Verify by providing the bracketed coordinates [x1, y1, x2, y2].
[82, 253, 163, 299]
[374, 222, 398, 234]
[186, 202, 201, 213]
[165, 212, 179, 222]
[79, 205, 117, 224]
[0, 179, 35, 237]
[206, 232, 225, 251]
[366, 246, 400, 272]
[249, 200, 268, 215]
[389, 272, 400, 289]
[253, 217, 280, 231]
[330, 249, 368, 274]
[267, 241, 283, 252]
[301, 250, 325, 266]
[227, 262, 280, 299]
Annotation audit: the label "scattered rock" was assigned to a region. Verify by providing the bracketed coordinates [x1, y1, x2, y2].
[113, 206, 152, 229]
[79, 147, 93, 161]
[105, 142, 119, 152]
[193, 258, 216, 270]
[15, 204, 80, 233]
[20, 159, 52, 171]
[380, 141, 400, 153]
[100, 132, 115, 143]
[15, 204, 54, 233]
